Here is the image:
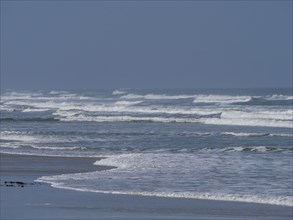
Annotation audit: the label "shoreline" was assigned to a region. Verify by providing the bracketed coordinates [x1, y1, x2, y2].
[1, 153, 292, 220]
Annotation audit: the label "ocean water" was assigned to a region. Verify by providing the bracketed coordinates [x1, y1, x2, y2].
[0, 88, 292, 206]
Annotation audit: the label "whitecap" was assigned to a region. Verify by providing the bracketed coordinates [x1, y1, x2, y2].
[112, 90, 128, 95]
[266, 94, 293, 101]
[114, 101, 143, 106]
[121, 93, 195, 100]
[22, 108, 51, 112]
[193, 95, 252, 104]
[202, 118, 292, 128]
[37, 152, 293, 207]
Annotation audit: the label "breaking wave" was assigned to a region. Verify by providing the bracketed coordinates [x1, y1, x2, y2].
[114, 101, 143, 106]
[57, 114, 292, 128]
[193, 95, 251, 104]
[121, 93, 195, 100]
[112, 90, 128, 95]
[37, 152, 293, 207]
[221, 132, 292, 138]
[0, 117, 60, 122]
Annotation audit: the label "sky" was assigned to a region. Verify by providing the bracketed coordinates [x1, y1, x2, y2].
[1, 0, 292, 90]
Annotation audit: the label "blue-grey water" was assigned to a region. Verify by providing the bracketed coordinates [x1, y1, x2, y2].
[0, 89, 292, 206]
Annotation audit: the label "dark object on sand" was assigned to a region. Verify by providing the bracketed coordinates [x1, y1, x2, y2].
[3, 181, 41, 187]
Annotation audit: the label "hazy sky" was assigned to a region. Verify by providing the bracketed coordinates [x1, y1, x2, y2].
[1, 1, 292, 90]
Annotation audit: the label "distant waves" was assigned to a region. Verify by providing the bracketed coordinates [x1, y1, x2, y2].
[1, 89, 292, 206]
[1, 90, 292, 128]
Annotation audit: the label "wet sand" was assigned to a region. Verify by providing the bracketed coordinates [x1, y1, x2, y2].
[1, 153, 292, 220]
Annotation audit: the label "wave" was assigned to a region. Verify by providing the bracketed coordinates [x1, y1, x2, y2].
[0, 131, 29, 135]
[22, 108, 51, 112]
[221, 132, 270, 137]
[1, 91, 36, 101]
[112, 90, 128, 95]
[2, 90, 292, 128]
[0, 144, 20, 149]
[236, 96, 293, 106]
[192, 94, 292, 105]
[270, 133, 293, 137]
[36, 152, 293, 207]
[0, 117, 60, 122]
[0, 130, 108, 144]
[1, 139, 291, 154]
[114, 101, 143, 106]
[58, 114, 292, 128]
[121, 93, 292, 102]
[29, 146, 82, 150]
[9, 101, 292, 127]
[48, 91, 70, 95]
[0, 143, 81, 151]
[2, 98, 207, 115]
[266, 94, 293, 101]
[221, 110, 293, 121]
[53, 106, 222, 117]
[138, 146, 293, 154]
[221, 132, 292, 138]
[202, 118, 292, 128]
[2, 91, 94, 102]
[35, 179, 293, 207]
[121, 93, 195, 100]
[60, 115, 205, 123]
[0, 106, 16, 112]
[193, 95, 251, 104]
[3, 91, 292, 105]
[221, 132, 293, 137]
[0, 134, 36, 142]
[200, 146, 293, 153]
[0, 151, 104, 158]
[174, 131, 292, 138]
[55, 105, 222, 117]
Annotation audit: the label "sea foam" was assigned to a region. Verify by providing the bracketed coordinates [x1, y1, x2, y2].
[37, 152, 293, 207]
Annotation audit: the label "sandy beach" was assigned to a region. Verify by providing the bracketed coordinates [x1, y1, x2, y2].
[0, 153, 292, 220]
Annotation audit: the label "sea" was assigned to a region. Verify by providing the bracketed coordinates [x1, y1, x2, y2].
[0, 88, 292, 206]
